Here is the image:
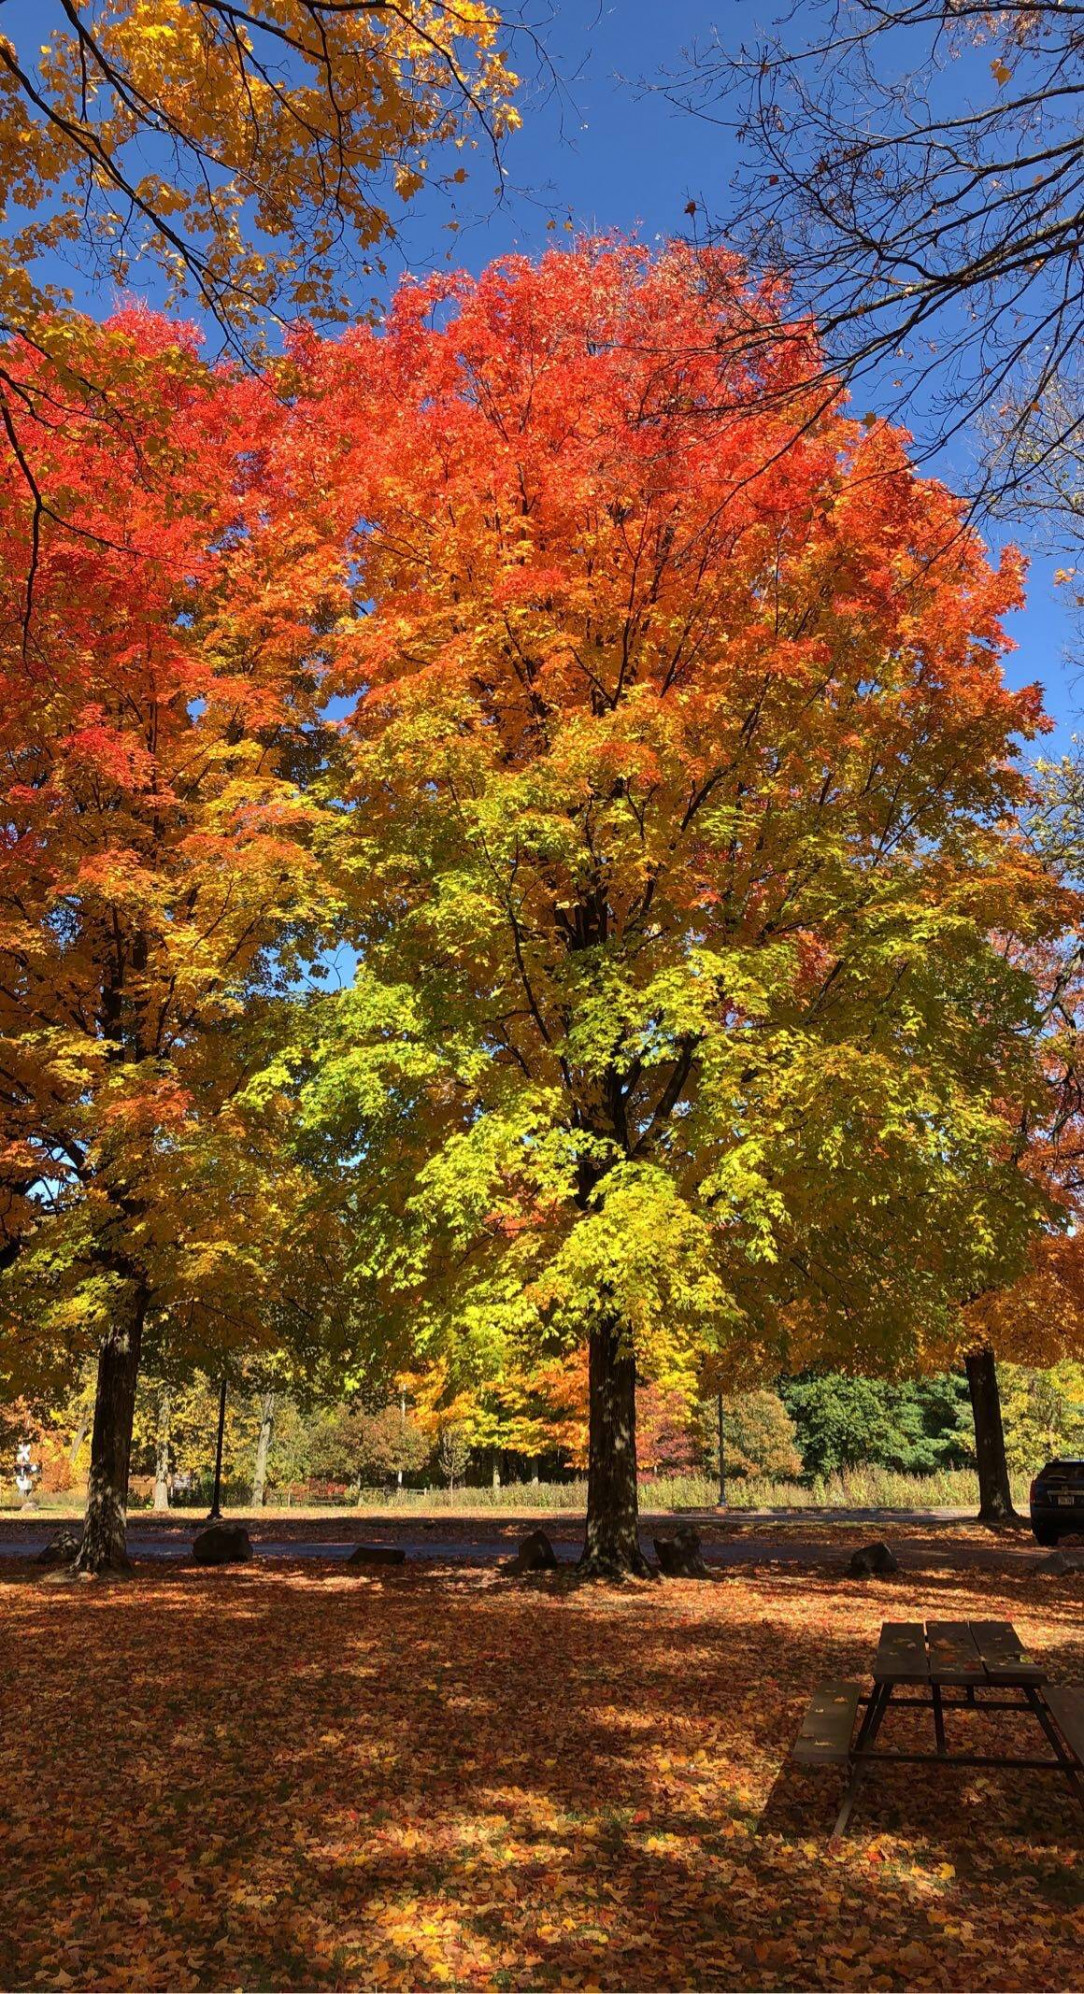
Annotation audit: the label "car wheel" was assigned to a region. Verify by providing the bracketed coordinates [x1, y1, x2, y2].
[1033, 1526, 1059, 1547]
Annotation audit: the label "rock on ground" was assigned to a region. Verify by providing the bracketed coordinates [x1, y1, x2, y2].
[192, 1523, 252, 1565]
[654, 1523, 709, 1579]
[506, 1529, 558, 1575]
[1043, 1548, 1084, 1574]
[847, 1541, 899, 1577]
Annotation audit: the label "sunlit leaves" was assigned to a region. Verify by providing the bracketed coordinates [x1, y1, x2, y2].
[278, 240, 1067, 1414]
[0, 317, 332, 1394]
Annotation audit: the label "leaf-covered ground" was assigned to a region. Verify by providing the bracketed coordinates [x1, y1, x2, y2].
[1, 1546, 1081, 1990]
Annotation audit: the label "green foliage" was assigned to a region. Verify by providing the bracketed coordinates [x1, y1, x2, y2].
[999, 1360, 1084, 1475]
[309, 1402, 430, 1489]
[781, 1371, 972, 1478]
[722, 1392, 803, 1481]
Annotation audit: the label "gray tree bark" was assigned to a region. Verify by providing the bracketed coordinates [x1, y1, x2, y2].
[251, 1391, 275, 1507]
[68, 1410, 91, 1472]
[153, 1387, 171, 1512]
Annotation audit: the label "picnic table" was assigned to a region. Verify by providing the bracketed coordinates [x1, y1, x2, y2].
[793, 1619, 1084, 1836]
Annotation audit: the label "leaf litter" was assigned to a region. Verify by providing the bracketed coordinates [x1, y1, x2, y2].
[0, 1546, 1081, 1990]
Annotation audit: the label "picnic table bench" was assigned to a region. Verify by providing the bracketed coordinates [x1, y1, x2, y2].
[793, 1618, 1084, 1836]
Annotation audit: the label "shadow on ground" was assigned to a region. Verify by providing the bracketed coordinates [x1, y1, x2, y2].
[0, 1552, 1080, 1990]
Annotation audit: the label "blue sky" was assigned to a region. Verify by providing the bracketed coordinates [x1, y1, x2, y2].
[7, 0, 1080, 747]
[477, 2, 1084, 755]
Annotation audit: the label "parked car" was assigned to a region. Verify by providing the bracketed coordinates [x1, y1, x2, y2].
[1029, 1458, 1084, 1545]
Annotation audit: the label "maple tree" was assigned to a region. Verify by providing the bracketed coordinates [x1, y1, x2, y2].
[401, 1356, 588, 1481]
[282, 239, 1066, 1576]
[309, 1398, 430, 1495]
[0, 5, 518, 348]
[0, 3, 522, 671]
[636, 1384, 702, 1480]
[706, 1388, 802, 1483]
[947, 760, 1084, 1520]
[0, 313, 329, 1570]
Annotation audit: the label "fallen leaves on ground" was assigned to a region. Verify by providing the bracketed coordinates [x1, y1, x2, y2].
[0, 1543, 1081, 1991]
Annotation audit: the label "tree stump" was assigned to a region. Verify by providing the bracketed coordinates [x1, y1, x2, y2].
[507, 1529, 558, 1575]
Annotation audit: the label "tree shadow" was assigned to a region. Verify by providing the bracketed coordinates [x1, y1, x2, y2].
[0, 1559, 1081, 1991]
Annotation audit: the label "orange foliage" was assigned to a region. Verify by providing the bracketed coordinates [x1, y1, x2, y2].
[0, 1545, 1081, 1989]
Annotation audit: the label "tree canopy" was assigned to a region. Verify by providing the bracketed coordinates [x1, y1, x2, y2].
[266, 238, 1068, 1570]
[0, 312, 331, 1564]
[0, 3, 519, 348]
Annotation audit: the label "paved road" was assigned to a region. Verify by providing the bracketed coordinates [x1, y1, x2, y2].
[5, 1529, 784, 1567]
[0, 1516, 1061, 1571]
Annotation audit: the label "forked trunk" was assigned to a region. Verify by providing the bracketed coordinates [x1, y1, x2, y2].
[153, 1387, 171, 1512]
[965, 1345, 1018, 1525]
[75, 1280, 146, 1573]
[252, 1391, 275, 1507]
[580, 1319, 647, 1578]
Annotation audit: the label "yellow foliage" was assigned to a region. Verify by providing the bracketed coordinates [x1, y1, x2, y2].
[0, 3, 518, 357]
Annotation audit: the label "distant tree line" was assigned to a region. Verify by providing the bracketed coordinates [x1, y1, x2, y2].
[7, 1362, 1080, 1509]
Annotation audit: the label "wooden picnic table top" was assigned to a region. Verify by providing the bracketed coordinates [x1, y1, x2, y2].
[873, 1617, 1045, 1687]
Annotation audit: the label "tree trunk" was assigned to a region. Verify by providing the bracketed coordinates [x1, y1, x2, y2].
[74, 1282, 146, 1573]
[68, 1410, 91, 1472]
[153, 1388, 171, 1512]
[492, 1452, 501, 1491]
[965, 1346, 1019, 1525]
[251, 1391, 275, 1507]
[580, 1319, 647, 1578]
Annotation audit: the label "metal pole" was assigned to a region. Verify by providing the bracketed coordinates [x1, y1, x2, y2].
[717, 1393, 726, 1509]
[207, 1374, 228, 1520]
